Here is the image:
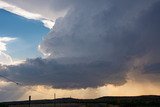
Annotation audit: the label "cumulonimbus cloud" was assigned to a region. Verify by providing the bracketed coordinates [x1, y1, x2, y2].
[0, 0, 160, 89]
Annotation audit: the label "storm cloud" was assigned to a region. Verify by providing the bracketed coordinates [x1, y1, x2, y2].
[1, 0, 160, 89]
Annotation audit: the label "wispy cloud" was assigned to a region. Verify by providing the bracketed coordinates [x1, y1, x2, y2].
[0, 37, 16, 42]
[0, 37, 16, 65]
[0, 0, 54, 29]
[0, 37, 16, 51]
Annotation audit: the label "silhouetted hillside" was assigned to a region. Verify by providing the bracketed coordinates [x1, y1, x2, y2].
[1, 95, 160, 107]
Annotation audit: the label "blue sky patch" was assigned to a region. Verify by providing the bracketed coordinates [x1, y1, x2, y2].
[0, 9, 49, 59]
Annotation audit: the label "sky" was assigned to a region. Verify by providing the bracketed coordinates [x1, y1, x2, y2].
[0, 9, 49, 60]
[0, 0, 160, 101]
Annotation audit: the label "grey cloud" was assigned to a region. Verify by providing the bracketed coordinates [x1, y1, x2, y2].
[2, 58, 126, 89]
[0, 83, 25, 102]
[144, 63, 160, 74]
[1, 0, 160, 89]
[4, 0, 74, 20]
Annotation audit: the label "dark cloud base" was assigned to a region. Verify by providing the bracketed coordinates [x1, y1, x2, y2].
[1, 58, 126, 89]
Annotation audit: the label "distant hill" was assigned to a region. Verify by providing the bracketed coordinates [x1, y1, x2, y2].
[1, 95, 160, 107]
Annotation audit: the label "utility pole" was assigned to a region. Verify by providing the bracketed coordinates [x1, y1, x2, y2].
[53, 93, 56, 107]
[54, 93, 56, 99]
[29, 95, 31, 107]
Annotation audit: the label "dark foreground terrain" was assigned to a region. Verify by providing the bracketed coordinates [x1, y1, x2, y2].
[0, 95, 160, 107]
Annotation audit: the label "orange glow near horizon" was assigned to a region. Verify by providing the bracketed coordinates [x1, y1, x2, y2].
[0, 71, 160, 101]
[20, 75, 160, 100]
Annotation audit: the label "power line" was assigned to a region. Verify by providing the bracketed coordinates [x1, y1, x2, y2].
[0, 75, 20, 85]
[0, 74, 53, 97]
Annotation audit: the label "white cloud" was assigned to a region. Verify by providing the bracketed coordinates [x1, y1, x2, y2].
[0, 42, 6, 51]
[0, 51, 13, 65]
[12, 59, 25, 65]
[0, 37, 16, 51]
[0, 0, 54, 29]
[42, 19, 55, 30]
[0, 37, 16, 65]
[2, 0, 69, 20]
[0, 37, 16, 42]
